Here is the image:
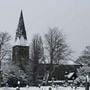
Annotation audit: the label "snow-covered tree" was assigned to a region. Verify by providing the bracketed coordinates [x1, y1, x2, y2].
[77, 66, 88, 77]
[76, 46, 90, 65]
[75, 65, 90, 83]
[2, 60, 27, 85]
[0, 32, 11, 63]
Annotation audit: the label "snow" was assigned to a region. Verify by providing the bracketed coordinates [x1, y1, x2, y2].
[0, 86, 85, 90]
[67, 72, 74, 78]
[15, 36, 28, 46]
[60, 60, 77, 65]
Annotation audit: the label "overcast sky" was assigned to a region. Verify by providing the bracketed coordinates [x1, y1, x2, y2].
[0, 0, 90, 60]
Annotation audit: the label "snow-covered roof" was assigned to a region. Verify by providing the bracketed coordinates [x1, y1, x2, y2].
[60, 60, 77, 65]
[15, 36, 28, 46]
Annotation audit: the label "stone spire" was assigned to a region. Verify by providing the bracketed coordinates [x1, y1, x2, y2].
[15, 10, 27, 46]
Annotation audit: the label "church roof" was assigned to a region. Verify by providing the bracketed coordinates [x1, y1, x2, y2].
[15, 10, 27, 41]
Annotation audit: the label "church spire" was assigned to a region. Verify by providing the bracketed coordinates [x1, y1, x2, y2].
[15, 10, 27, 46]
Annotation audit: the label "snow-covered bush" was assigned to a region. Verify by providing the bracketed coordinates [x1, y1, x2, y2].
[75, 65, 90, 84]
[2, 60, 28, 86]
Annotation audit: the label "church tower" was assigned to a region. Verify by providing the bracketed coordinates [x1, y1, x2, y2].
[12, 11, 29, 67]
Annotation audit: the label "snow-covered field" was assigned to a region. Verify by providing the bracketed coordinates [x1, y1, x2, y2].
[0, 86, 85, 90]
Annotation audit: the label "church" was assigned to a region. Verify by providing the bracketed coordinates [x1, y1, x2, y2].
[13, 10, 30, 69]
[0, 11, 81, 86]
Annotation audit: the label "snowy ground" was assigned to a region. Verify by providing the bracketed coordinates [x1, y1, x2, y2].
[0, 86, 85, 90]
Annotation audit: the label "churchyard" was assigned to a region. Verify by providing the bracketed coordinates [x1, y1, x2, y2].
[0, 1, 90, 90]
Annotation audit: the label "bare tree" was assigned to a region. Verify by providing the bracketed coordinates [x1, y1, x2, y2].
[0, 32, 11, 63]
[44, 27, 72, 79]
[30, 34, 44, 82]
[45, 27, 71, 64]
[30, 34, 44, 64]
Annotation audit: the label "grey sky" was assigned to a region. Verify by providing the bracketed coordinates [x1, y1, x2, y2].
[0, 0, 90, 60]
